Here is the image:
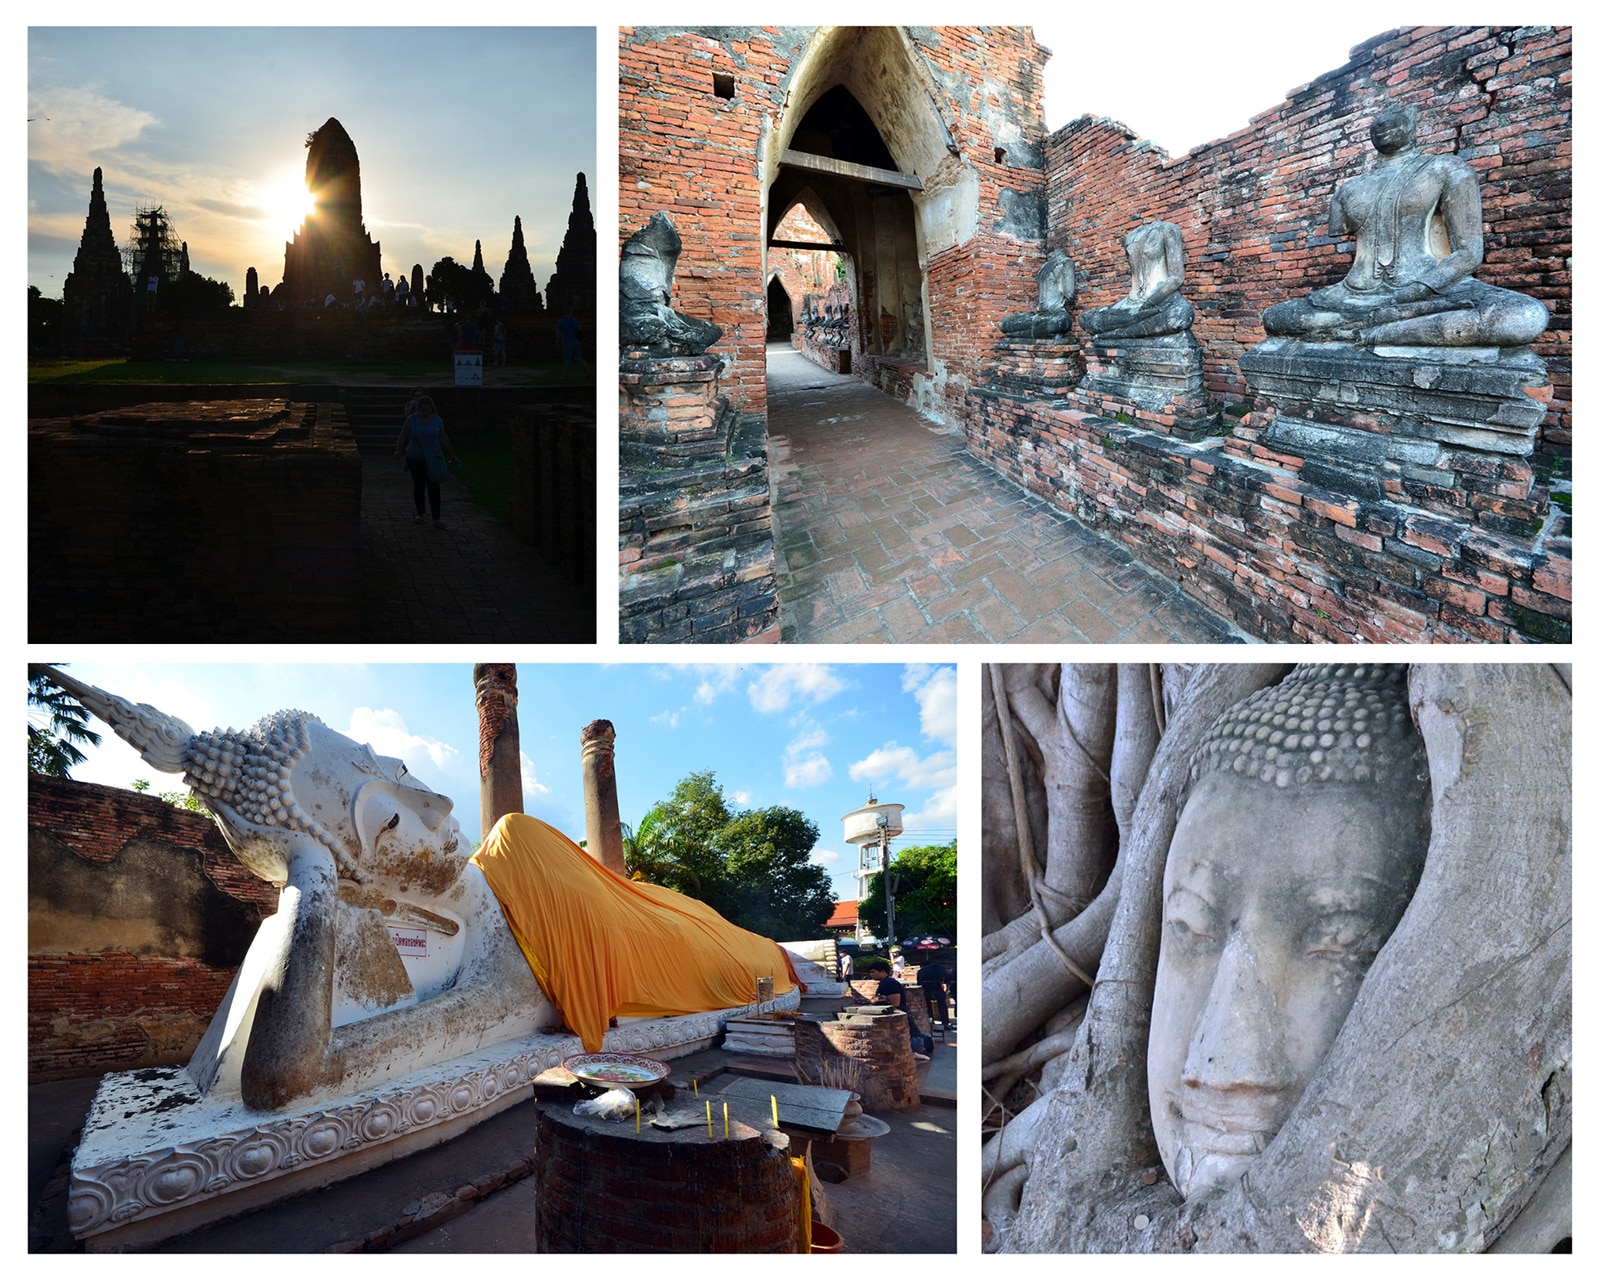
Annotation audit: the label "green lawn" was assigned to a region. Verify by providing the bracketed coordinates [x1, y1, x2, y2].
[451, 425, 515, 521]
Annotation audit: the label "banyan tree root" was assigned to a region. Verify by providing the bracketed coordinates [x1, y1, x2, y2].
[994, 663, 1570, 1254]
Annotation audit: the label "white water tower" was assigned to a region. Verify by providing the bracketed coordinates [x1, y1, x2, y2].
[842, 796, 904, 944]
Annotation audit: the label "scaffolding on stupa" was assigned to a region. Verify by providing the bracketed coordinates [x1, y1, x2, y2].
[122, 204, 188, 308]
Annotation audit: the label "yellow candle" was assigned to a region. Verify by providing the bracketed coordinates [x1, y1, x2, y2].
[706, 1100, 714, 1138]
[723, 1101, 729, 1139]
[635, 1096, 640, 1134]
[693, 1079, 699, 1097]
[771, 1094, 780, 1128]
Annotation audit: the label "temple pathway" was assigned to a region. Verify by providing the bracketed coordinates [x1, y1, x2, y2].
[764, 346, 1244, 643]
[359, 458, 593, 643]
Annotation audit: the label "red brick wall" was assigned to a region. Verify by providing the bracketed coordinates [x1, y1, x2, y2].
[1045, 25, 1571, 453]
[619, 26, 1053, 421]
[28, 776, 275, 1081]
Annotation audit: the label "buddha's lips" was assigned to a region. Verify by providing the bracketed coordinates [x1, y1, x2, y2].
[1177, 1094, 1287, 1156]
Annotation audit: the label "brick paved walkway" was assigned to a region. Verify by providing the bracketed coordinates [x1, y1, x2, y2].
[359, 458, 593, 643]
[764, 347, 1246, 643]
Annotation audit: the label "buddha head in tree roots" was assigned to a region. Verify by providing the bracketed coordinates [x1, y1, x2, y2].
[1148, 664, 1431, 1199]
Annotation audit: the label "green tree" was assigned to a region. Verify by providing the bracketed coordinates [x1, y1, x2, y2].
[27, 665, 101, 778]
[625, 772, 834, 940]
[860, 840, 956, 940]
[162, 271, 234, 315]
[721, 806, 834, 941]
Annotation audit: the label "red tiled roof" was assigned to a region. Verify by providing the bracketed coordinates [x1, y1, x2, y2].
[825, 899, 858, 928]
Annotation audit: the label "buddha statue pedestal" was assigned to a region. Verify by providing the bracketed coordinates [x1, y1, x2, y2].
[619, 353, 779, 644]
[70, 994, 800, 1251]
[1072, 332, 1216, 439]
[981, 336, 1085, 399]
[1241, 338, 1551, 532]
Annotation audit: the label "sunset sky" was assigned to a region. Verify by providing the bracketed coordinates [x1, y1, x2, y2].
[28, 27, 595, 301]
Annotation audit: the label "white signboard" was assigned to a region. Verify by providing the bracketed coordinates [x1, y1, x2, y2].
[391, 926, 429, 959]
[454, 350, 483, 387]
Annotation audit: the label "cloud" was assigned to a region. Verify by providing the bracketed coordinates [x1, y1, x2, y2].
[810, 847, 841, 864]
[903, 786, 958, 833]
[27, 85, 158, 180]
[690, 664, 743, 704]
[848, 743, 957, 792]
[783, 720, 833, 788]
[650, 707, 682, 728]
[731, 790, 752, 806]
[785, 754, 832, 788]
[520, 751, 553, 799]
[748, 664, 847, 714]
[903, 664, 957, 747]
[347, 708, 462, 774]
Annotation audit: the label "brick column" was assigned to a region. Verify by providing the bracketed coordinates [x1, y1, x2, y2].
[473, 664, 522, 839]
[579, 718, 625, 877]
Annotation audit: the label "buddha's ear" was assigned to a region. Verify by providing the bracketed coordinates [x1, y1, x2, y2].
[352, 778, 408, 862]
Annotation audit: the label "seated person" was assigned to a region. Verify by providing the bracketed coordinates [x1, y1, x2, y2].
[1079, 220, 1195, 342]
[1262, 104, 1548, 348]
[865, 959, 933, 1058]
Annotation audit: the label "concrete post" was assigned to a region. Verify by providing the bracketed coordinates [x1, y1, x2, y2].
[580, 719, 626, 876]
[473, 664, 523, 841]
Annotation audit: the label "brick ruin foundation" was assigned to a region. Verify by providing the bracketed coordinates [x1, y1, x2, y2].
[531, 1103, 802, 1252]
[510, 403, 597, 599]
[30, 398, 362, 641]
[794, 1008, 920, 1113]
[619, 25, 1571, 643]
[27, 776, 274, 1082]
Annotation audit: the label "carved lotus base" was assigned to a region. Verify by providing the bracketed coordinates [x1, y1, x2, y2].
[70, 992, 799, 1250]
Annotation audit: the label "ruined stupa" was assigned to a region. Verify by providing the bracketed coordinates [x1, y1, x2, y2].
[499, 216, 544, 313]
[279, 118, 383, 305]
[544, 172, 595, 313]
[61, 167, 132, 354]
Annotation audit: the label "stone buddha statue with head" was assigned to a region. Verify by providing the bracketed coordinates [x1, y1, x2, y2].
[1262, 104, 1548, 348]
[1080, 220, 1194, 342]
[1148, 664, 1430, 1200]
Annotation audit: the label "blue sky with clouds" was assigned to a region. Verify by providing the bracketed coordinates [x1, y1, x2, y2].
[28, 27, 594, 300]
[51, 662, 957, 907]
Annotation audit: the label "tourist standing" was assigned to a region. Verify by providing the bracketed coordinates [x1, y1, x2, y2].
[556, 309, 588, 378]
[394, 395, 461, 530]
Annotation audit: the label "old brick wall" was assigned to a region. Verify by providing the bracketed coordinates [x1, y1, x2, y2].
[1045, 25, 1570, 452]
[29, 400, 362, 641]
[28, 776, 275, 1081]
[619, 26, 1052, 421]
[961, 25, 1572, 644]
[510, 405, 597, 598]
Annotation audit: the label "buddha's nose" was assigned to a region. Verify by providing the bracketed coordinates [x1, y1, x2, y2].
[1181, 931, 1294, 1092]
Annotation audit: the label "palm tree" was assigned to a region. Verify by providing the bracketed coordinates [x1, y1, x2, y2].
[27, 665, 101, 778]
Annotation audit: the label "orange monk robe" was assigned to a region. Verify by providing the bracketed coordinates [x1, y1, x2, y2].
[471, 813, 803, 1052]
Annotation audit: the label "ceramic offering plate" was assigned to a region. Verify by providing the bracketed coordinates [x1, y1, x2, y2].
[562, 1052, 671, 1086]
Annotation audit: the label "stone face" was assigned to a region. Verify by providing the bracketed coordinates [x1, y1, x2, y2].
[61, 167, 133, 356]
[999, 248, 1077, 339]
[620, 211, 724, 356]
[1261, 105, 1549, 349]
[544, 171, 596, 314]
[281, 118, 383, 305]
[1149, 664, 1430, 1200]
[497, 215, 544, 313]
